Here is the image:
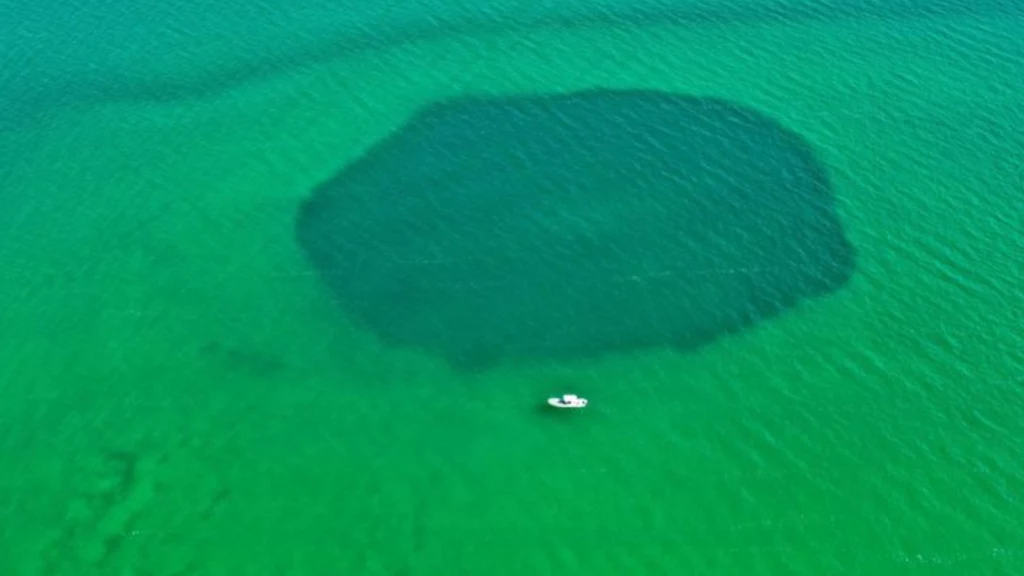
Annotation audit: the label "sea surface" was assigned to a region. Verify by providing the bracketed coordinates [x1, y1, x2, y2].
[2, 0, 1024, 574]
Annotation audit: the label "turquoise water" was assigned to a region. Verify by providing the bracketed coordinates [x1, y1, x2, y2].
[2, 0, 1024, 574]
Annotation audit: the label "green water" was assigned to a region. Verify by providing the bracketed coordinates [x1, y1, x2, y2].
[2, 1, 1024, 574]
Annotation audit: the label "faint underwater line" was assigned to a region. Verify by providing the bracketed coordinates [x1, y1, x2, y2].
[5, 0, 1024, 129]
[263, 262, 830, 286]
[0, 258, 845, 293]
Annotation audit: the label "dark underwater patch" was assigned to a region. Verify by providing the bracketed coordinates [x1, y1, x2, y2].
[296, 90, 855, 370]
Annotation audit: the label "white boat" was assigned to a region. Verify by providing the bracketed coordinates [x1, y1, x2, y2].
[547, 394, 588, 409]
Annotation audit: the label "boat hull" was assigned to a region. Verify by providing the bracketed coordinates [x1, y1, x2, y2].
[547, 398, 587, 409]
